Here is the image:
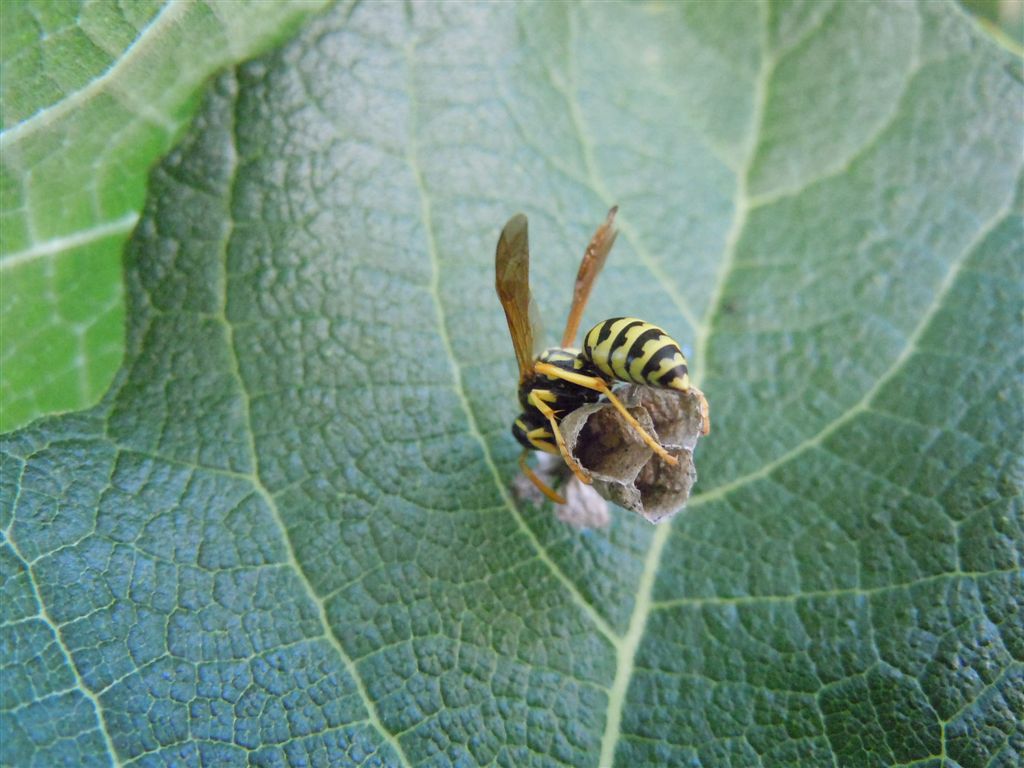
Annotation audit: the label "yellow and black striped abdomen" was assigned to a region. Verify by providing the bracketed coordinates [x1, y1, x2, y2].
[582, 317, 691, 391]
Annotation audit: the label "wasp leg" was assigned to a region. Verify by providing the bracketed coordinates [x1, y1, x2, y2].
[533, 361, 680, 466]
[691, 385, 711, 435]
[518, 450, 567, 504]
[527, 391, 593, 485]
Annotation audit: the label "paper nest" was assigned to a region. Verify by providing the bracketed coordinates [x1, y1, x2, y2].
[514, 385, 708, 528]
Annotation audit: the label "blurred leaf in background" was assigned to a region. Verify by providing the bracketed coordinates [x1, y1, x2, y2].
[0, 0, 331, 432]
[2, 1, 1022, 767]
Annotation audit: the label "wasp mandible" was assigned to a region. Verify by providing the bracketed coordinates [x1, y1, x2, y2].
[496, 207, 710, 504]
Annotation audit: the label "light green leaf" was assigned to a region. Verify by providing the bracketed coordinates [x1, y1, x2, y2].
[0, 0, 332, 432]
[3, 2, 1022, 766]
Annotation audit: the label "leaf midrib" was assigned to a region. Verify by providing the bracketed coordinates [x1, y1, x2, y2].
[589, 0, 767, 756]
[402, 35, 620, 650]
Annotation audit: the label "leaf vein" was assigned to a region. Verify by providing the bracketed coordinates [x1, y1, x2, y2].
[592, 0, 774, 760]
[651, 565, 1020, 611]
[4, 535, 122, 765]
[0, 212, 140, 269]
[218, 87, 412, 768]
[0, 0, 186, 147]
[747, 20, 928, 210]
[547, 3, 703, 335]
[689, 197, 1017, 508]
[403, 37, 619, 648]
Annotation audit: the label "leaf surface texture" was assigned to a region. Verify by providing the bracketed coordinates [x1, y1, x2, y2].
[2, 2, 1021, 766]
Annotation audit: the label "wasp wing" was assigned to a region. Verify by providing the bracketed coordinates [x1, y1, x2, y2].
[561, 205, 618, 348]
[496, 213, 542, 380]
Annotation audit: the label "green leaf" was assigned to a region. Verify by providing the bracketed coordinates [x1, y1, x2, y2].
[3, 2, 1022, 766]
[0, 0, 332, 432]
[959, 0, 1024, 48]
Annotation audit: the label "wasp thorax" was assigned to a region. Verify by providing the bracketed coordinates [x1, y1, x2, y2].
[557, 384, 708, 523]
[517, 347, 604, 410]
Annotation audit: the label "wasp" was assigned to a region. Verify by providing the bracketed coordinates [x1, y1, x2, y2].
[496, 207, 710, 504]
